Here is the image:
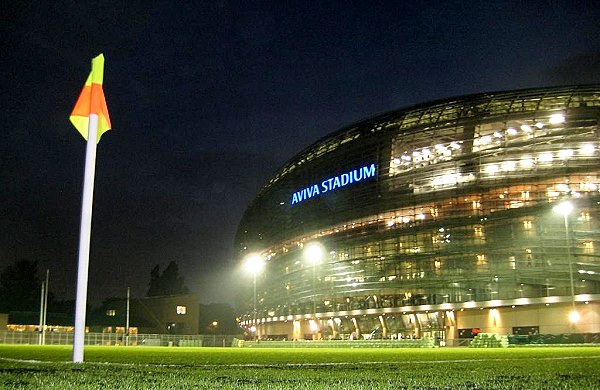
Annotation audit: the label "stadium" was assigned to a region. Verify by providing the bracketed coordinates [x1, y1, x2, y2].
[235, 85, 600, 343]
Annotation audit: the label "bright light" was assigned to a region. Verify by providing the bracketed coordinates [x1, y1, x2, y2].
[304, 242, 324, 265]
[392, 157, 401, 165]
[538, 152, 553, 163]
[521, 124, 532, 132]
[579, 144, 595, 155]
[553, 201, 573, 216]
[249, 325, 257, 333]
[507, 127, 518, 136]
[244, 254, 265, 275]
[520, 158, 535, 168]
[309, 319, 318, 332]
[549, 113, 565, 124]
[501, 161, 516, 171]
[485, 164, 499, 175]
[569, 310, 580, 324]
[558, 149, 573, 159]
[535, 122, 544, 129]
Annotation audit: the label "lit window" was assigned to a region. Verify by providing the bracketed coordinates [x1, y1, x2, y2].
[509, 256, 516, 270]
[538, 152, 553, 163]
[520, 157, 535, 168]
[501, 161, 516, 171]
[480, 135, 492, 145]
[579, 144, 595, 155]
[476, 254, 487, 266]
[558, 149, 573, 159]
[176, 305, 187, 315]
[485, 164, 499, 175]
[549, 113, 565, 124]
[106, 310, 116, 317]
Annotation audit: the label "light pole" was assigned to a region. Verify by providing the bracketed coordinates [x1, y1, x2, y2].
[304, 242, 323, 335]
[553, 201, 579, 326]
[244, 254, 264, 340]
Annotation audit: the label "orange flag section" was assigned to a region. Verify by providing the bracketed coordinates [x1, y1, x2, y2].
[70, 54, 112, 142]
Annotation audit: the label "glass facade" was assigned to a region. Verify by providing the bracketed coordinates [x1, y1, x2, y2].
[235, 85, 600, 340]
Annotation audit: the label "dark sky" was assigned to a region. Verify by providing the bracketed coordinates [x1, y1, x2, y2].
[1, 1, 599, 307]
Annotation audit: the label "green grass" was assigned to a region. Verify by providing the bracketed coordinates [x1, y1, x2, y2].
[0, 345, 599, 389]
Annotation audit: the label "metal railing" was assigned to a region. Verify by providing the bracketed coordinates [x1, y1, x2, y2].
[0, 331, 238, 347]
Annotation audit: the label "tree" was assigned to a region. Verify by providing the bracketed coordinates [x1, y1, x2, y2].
[0, 259, 41, 312]
[146, 261, 189, 297]
[146, 265, 161, 297]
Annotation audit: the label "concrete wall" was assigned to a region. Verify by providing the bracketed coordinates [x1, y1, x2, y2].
[456, 302, 600, 335]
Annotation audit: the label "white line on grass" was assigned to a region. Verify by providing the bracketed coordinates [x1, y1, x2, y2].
[1, 355, 599, 369]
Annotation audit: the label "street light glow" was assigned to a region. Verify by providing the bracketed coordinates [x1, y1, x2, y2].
[569, 310, 580, 324]
[554, 201, 578, 329]
[244, 254, 264, 275]
[553, 201, 573, 216]
[304, 242, 324, 264]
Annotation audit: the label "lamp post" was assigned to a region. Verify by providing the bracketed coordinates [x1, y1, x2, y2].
[244, 254, 264, 340]
[553, 201, 578, 326]
[304, 243, 323, 334]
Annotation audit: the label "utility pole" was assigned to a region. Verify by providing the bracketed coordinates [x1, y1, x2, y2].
[125, 287, 130, 346]
[42, 270, 49, 345]
[38, 282, 45, 345]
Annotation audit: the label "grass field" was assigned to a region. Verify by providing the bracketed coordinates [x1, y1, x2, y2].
[0, 345, 599, 389]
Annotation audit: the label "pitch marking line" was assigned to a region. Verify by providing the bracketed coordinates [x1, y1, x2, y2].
[1, 355, 599, 368]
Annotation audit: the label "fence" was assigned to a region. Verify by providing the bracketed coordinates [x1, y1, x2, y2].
[235, 338, 436, 348]
[0, 331, 238, 347]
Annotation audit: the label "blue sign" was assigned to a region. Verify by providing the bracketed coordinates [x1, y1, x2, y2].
[290, 163, 376, 205]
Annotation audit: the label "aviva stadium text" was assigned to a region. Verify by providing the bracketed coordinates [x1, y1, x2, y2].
[290, 163, 376, 205]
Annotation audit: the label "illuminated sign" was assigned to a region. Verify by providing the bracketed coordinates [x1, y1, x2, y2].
[290, 163, 376, 205]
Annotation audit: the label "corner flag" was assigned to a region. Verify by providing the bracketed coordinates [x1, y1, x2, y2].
[70, 54, 112, 142]
[71, 54, 112, 363]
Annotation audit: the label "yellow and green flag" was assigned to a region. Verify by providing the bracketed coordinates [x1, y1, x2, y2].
[70, 54, 111, 142]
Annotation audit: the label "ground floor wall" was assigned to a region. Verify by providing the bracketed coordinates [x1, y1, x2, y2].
[249, 299, 599, 341]
[457, 302, 599, 335]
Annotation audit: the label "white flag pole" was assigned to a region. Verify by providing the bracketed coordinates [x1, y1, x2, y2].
[72, 113, 99, 363]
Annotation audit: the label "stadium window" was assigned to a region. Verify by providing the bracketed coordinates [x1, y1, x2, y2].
[176, 305, 187, 315]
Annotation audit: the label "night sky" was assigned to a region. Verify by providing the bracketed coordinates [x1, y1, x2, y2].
[1, 1, 599, 307]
